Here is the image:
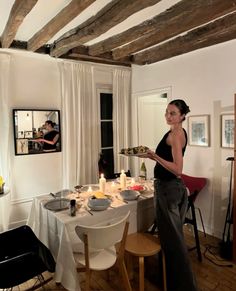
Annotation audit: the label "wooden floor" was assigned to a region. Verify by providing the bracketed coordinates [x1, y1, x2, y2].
[4, 226, 236, 291]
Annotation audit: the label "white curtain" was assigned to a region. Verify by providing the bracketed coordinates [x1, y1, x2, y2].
[113, 68, 131, 172]
[0, 53, 11, 231]
[58, 61, 100, 188]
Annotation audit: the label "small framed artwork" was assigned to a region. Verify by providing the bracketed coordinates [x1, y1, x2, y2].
[188, 115, 210, 147]
[17, 139, 29, 154]
[221, 114, 234, 148]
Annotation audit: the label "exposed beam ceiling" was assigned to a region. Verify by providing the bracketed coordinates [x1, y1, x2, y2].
[133, 11, 236, 65]
[50, 0, 161, 57]
[28, 0, 96, 52]
[1, 0, 38, 48]
[1, 0, 236, 66]
[112, 0, 236, 60]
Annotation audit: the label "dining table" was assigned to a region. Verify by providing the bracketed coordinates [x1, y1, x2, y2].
[27, 179, 155, 291]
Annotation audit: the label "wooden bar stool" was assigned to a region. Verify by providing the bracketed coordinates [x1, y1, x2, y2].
[125, 232, 167, 291]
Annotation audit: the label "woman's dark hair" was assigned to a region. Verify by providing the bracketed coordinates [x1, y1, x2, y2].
[45, 120, 55, 127]
[169, 99, 190, 120]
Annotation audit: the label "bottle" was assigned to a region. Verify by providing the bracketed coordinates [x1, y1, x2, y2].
[99, 173, 106, 193]
[120, 170, 127, 189]
[139, 160, 147, 180]
[70, 199, 76, 216]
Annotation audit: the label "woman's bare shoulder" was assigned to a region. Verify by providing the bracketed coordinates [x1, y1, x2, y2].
[168, 128, 185, 145]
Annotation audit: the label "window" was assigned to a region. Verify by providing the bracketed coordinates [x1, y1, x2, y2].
[99, 91, 114, 178]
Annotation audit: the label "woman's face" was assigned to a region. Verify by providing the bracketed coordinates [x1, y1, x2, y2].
[44, 122, 51, 130]
[165, 104, 184, 126]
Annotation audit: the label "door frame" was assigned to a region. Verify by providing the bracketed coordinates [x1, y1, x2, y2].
[234, 94, 236, 262]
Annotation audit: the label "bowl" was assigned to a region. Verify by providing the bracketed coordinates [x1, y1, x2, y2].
[120, 190, 140, 201]
[128, 184, 146, 193]
[87, 197, 111, 211]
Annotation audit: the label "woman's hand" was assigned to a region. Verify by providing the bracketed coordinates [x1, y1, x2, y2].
[31, 139, 42, 143]
[146, 149, 157, 161]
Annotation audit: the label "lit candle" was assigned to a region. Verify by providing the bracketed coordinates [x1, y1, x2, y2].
[120, 170, 126, 189]
[88, 186, 92, 193]
[99, 173, 106, 193]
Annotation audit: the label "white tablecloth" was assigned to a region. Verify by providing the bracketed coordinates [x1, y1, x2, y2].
[27, 189, 154, 291]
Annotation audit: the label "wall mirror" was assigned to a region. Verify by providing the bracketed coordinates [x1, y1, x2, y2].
[13, 109, 61, 155]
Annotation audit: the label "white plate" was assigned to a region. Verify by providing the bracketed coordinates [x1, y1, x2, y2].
[120, 190, 140, 201]
[44, 198, 70, 211]
[54, 189, 73, 198]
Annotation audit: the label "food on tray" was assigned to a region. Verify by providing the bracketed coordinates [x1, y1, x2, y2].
[120, 145, 149, 155]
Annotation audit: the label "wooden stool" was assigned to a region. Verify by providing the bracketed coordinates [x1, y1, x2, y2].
[125, 232, 166, 291]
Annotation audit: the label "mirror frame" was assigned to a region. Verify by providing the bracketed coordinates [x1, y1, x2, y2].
[13, 109, 61, 155]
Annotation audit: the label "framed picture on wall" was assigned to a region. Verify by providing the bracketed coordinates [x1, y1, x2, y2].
[221, 114, 234, 148]
[17, 139, 29, 154]
[188, 115, 210, 147]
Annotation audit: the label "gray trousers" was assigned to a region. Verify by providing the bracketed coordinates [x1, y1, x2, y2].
[154, 178, 198, 291]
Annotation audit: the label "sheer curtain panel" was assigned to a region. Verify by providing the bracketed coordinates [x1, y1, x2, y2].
[112, 68, 131, 172]
[59, 61, 100, 188]
[0, 53, 11, 231]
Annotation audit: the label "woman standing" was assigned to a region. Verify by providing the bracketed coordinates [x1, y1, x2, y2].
[33, 120, 59, 152]
[145, 99, 197, 291]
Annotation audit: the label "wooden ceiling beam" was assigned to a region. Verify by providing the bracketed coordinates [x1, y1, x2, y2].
[132, 12, 236, 65]
[50, 0, 161, 57]
[89, 18, 157, 57]
[27, 0, 96, 52]
[1, 0, 38, 48]
[112, 0, 236, 60]
[64, 47, 131, 67]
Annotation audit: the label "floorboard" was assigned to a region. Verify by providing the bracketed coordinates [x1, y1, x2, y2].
[3, 226, 236, 291]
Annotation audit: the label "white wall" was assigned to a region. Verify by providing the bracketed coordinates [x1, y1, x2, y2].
[131, 39, 236, 237]
[2, 49, 115, 227]
[6, 50, 62, 226]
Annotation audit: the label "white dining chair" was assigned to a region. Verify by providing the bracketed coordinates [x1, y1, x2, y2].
[74, 211, 131, 291]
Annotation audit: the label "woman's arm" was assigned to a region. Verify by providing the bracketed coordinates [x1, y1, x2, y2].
[35, 133, 59, 145]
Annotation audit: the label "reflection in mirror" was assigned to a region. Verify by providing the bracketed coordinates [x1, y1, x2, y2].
[13, 109, 61, 155]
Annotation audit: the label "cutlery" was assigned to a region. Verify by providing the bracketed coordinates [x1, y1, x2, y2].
[85, 206, 93, 216]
